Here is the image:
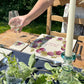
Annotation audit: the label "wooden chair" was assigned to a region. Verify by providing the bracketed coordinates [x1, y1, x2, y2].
[46, 0, 84, 68]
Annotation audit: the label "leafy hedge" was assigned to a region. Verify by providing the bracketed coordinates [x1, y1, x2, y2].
[0, 0, 37, 21]
[0, 0, 64, 23]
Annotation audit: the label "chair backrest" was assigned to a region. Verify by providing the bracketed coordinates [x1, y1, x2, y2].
[46, 0, 84, 35]
[46, 0, 84, 62]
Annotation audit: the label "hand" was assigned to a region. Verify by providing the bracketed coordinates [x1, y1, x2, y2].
[8, 15, 31, 32]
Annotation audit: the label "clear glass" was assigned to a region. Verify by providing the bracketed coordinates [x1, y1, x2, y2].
[59, 52, 76, 84]
[5, 58, 25, 84]
[9, 10, 24, 46]
[59, 69, 72, 84]
[9, 10, 20, 32]
[6, 76, 22, 84]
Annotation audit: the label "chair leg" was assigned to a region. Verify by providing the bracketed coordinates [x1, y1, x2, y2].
[81, 45, 84, 60]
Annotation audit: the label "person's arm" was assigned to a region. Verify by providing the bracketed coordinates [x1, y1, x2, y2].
[25, 0, 54, 23]
[9, 0, 54, 32]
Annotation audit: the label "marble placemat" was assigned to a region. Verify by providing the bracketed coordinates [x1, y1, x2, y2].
[22, 34, 77, 63]
[0, 48, 12, 61]
[9, 41, 28, 51]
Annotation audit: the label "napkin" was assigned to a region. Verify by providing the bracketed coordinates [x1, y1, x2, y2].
[10, 41, 28, 51]
[0, 48, 12, 61]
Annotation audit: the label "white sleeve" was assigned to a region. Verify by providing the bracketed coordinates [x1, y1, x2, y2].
[61, 4, 69, 33]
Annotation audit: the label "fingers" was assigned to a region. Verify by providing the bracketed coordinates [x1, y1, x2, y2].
[19, 26, 23, 33]
[8, 18, 15, 25]
[18, 20, 25, 33]
[8, 16, 25, 33]
[9, 16, 20, 26]
[11, 26, 23, 33]
[9, 16, 22, 33]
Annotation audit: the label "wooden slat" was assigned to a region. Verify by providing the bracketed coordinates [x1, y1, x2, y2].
[76, 0, 84, 8]
[46, 6, 52, 35]
[73, 42, 84, 54]
[75, 18, 84, 25]
[81, 43, 84, 60]
[51, 15, 84, 25]
[50, 31, 66, 38]
[75, 35, 84, 42]
[77, 42, 84, 46]
[73, 58, 84, 69]
[53, 0, 69, 6]
[51, 15, 68, 23]
[50, 31, 84, 41]
[53, 0, 84, 8]
[76, 44, 81, 55]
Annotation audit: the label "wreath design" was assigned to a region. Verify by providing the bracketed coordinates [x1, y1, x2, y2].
[30, 35, 66, 58]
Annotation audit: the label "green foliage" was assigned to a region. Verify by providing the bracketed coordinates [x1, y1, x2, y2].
[33, 74, 49, 84]
[0, 22, 10, 33]
[44, 63, 83, 84]
[0, 53, 36, 83]
[0, 53, 83, 84]
[0, 21, 61, 34]
[68, 77, 82, 84]
[0, 0, 37, 21]
[44, 62, 54, 70]
[0, 0, 63, 33]
[28, 54, 36, 68]
[0, 0, 64, 25]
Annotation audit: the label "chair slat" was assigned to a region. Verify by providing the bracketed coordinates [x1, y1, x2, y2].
[50, 31, 66, 38]
[53, 0, 84, 8]
[51, 15, 84, 25]
[76, 43, 82, 55]
[75, 18, 84, 25]
[50, 31, 84, 41]
[51, 15, 68, 22]
[81, 43, 84, 60]
[53, 0, 69, 6]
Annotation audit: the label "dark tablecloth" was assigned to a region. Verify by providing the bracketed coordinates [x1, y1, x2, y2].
[0, 50, 82, 72]
[0, 50, 52, 74]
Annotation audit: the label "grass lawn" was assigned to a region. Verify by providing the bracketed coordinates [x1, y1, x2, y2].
[0, 22, 10, 33]
[0, 21, 61, 34]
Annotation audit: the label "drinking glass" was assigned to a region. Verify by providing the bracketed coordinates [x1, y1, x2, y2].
[9, 10, 24, 46]
[5, 58, 24, 84]
[6, 76, 22, 84]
